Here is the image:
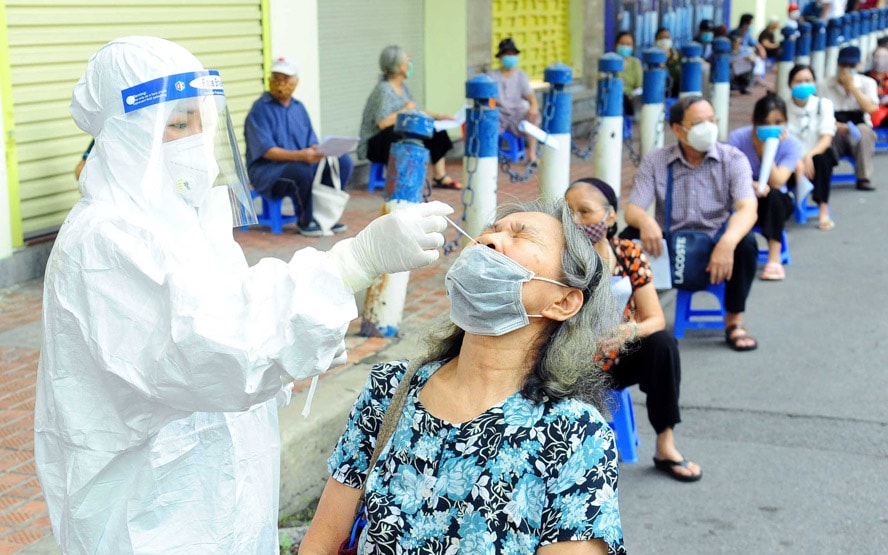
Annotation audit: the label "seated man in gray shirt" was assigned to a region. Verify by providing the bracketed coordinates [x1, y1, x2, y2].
[625, 96, 760, 351]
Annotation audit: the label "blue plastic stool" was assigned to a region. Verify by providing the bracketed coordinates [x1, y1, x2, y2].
[792, 187, 821, 224]
[499, 131, 525, 162]
[623, 115, 633, 141]
[753, 226, 790, 266]
[607, 388, 639, 464]
[876, 127, 888, 152]
[673, 282, 727, 339]
[243, 190, 299, 234]
[831, 155, 857, 185]
[368, 162, 386, 192]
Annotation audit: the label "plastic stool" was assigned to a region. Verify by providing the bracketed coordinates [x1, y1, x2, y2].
[876, 127, 888, 152]
[673, 282, 727, 339]
[792, 188, 821, 224]
[243, 190, 299, 234]
[368, 162, 386, 192]
[753, 226, 790, 265]
[607, 388, 639, 464]
[499, 131, 525, 162]
[831, 156, 857, 185]
[623, 115, 633, 141]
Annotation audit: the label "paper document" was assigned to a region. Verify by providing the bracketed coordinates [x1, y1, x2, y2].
[317, 136, 359, 157]
[519, 120, 560, 150]
[433, 107, 467, 132]
[640, 238, 673, 290]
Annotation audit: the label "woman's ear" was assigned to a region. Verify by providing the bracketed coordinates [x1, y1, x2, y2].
[540, 288, 584, 322]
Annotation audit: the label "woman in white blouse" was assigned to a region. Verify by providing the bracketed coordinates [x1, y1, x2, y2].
[785, 64, 838, 230]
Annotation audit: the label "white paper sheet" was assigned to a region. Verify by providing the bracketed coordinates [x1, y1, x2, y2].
[433, 107, 467, 132]
[317, 135, 359, 157]
[639, 238, 673, 290]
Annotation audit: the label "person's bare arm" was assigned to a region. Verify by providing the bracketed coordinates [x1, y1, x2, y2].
[627, 282, 666, 338]
[262, 145, 325, 164]
[298, 478, 363, 554]
[625, 203, 664, 257]
[707, 197, 757, 284]
[537, 539, 609, 555]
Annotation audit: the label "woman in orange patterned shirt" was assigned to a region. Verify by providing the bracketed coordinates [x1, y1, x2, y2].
[566, 177, 701, 482]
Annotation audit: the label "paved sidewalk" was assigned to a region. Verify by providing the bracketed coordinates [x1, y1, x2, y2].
[7, 81, 884, 554]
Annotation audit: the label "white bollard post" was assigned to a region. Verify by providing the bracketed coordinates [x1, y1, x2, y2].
[538, 63, 574, 200]
[593, 54, 624, 199]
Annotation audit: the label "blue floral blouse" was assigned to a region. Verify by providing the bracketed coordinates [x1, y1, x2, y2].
[327, 360, 626, 554]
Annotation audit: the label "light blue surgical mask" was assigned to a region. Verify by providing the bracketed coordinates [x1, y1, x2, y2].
[405, 60, 414, 79]
[501, 54, 519, 69]
[791, 83, 817, 101]
[755, 125, 784, 142]
[701, 32, 714, 42]
[616, 45, 634, 58]
[445, 244, 571, 336]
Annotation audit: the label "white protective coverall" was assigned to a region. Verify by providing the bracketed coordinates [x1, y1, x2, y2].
[35, 36, 450, 554]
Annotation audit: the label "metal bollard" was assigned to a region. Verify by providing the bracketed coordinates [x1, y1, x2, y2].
[539, 63, 573, 200]
[842, 14, 852, 48]
[593, 53, 624, 199]
[826, 17, 842, 79]
[360, 112, 433, 338]
[796, 21, 812, 66]
[849, 12, 861, 47]
[462, 75, 499, 240]
[869, 9, 880, 64]
[640, 48, 668, 157]
[711, 37, 731, 142]
[778, 26, 797, 101]
[861, 10, 872, 69]
[881, 8, 888, 39]
[679, 42, 703, 98]
[811, 20, 826, 84]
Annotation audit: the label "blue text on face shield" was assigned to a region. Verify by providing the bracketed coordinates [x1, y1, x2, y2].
[121, 70, 223, 113]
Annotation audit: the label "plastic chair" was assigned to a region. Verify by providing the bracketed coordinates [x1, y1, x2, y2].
[672, 282, 727, 339]
[243, 189, 299, 234]
[607, 387, 639, 464]
[752, 226, 790, 265]
[831, 155, 857, 185]
[368, 162, 386, 192]
[876, 127, 888, 152]
[499, 131, 525, 162]
[792, 187, 821, 224]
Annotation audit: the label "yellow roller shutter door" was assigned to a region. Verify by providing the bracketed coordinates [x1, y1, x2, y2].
[5, 0, 263, 239]
[492, 0, 572, 80]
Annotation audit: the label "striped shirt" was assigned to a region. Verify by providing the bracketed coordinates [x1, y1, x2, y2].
[629, 142, 755, 238]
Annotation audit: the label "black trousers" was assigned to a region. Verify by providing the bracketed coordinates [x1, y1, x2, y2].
[789, 150, 836, 205]
[366, 126, 453, 165]
[610, 330, 682, 434]
[755, 188, 793, 242]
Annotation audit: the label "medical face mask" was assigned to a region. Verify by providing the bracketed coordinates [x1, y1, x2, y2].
[405, 61, 414, 79]
[616, 45, 634, 58]
[755, 125, 784, 141]
[578, 220, 609, 244]
[656, 38, 673, 51]
[791, 83, 816, 101]
[683, 121, 719, 153]
[445, 244, 571, 336]
[162, 133, 220, 207]
[701, 32, 714, 43]
[874, 56, 888, 73]
[501, 55, 519, 69]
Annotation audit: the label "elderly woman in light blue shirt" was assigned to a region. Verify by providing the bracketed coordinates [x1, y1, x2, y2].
[357, 45, 462, 189]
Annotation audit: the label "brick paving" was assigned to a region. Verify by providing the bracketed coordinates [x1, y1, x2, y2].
[0, 82, 765, 552]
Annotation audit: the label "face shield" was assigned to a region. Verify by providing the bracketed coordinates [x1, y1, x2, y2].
[121, 70, 257, 227]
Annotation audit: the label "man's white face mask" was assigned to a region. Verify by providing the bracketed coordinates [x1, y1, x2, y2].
[162, 133, 220, 207]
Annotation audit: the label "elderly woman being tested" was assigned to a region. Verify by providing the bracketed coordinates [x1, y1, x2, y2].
[300, 198, 627, 554]
[358, 45, 462, 189]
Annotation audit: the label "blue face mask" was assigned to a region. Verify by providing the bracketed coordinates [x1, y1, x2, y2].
[755, 125, 784, 142]
[445, 245, 571, 336]
[501, 54, 519, 69]
[616, 45, 634, 58]
[405, 60, 414, 79]
[701, 32, 714, 42]
[791, 83, 817, 101]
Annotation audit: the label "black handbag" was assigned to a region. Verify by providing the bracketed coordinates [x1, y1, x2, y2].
[665, 164, 716, 291]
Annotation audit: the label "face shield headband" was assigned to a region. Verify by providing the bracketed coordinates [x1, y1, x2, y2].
[121, 70, 257, 227]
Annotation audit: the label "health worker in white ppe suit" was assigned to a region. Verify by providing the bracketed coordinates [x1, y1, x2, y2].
[34, 36, 452, 555]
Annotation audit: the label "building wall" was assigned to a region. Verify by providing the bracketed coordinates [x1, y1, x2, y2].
[268, 0, 322, 134]
[425, 0, 467, 119]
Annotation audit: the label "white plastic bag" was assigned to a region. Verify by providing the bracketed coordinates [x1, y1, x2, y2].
[311, 156, 350, 234]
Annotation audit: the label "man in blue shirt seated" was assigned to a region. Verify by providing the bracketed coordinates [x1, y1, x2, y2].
[244, 58, 353, 236]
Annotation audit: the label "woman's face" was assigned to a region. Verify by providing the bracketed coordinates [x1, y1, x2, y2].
[656, 30, 671, 42]
[164, 99, 203, 142]
[756, 108, 787, 129]
[475, 211, 566, 285]
[565, 185, 615, 228]
[398, 54, 411, 77]
[790, 69, 815, 87]
[616, 35, 634, 48]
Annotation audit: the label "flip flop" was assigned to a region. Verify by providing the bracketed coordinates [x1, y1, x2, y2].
[653, 457, 702, 483]
[818, 219, 835, 231]
[759, 262, 785, 281]
[432, 176, 462, 190]
[725, 324, 758, 352]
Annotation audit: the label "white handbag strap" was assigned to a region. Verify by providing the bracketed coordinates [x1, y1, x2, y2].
[312, 156, 343, 191]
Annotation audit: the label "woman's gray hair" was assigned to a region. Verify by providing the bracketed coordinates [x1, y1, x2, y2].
[416, 197, 624, 414]
[379, 45, 407, 79]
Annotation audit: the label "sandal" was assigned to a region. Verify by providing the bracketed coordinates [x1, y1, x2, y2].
[653, 457, 702, 483]
[432, 176, 462, 190]
[725, 324, 758, 352]
[760, 262, 785, 281]
[818, 219, 835, 231]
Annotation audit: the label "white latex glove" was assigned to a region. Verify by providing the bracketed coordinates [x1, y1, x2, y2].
[329, 200, 453, 292]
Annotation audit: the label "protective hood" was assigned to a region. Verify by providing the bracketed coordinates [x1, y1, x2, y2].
[71, 36, 256, 227]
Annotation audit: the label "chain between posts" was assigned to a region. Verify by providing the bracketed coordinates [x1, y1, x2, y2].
[443, 107, 481, 255]
[499, 85, 556, 183]
[572, 74, 610, 160]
